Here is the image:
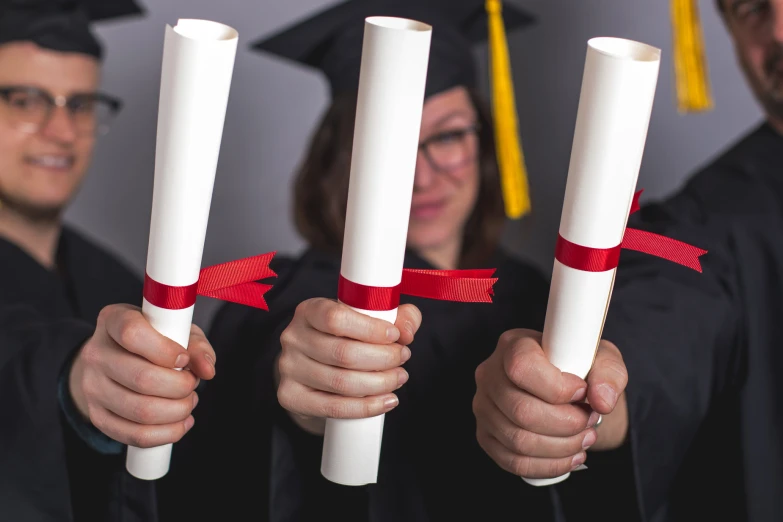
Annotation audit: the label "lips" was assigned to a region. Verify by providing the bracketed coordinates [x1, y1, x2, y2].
[411, 199, 447, 220]
[25, 155, 75, 170]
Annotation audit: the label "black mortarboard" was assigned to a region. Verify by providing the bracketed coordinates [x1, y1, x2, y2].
[0, 0, 144, 60]
[251, 0, 535, 99]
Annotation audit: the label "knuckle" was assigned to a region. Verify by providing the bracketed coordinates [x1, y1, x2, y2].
[474, 361, 487, 384]
[510, 428, 532, 455]
[503, 348, 529, 383]
[331, 340, 355, 368]
[511, 455, 533, 478]
[549, 457, 571, 477]
[277, 352, 295, 377]
[131, 366, 156, 391]
[117, 315, 143, 349]
[279, 326, 296, 349]
[511, 397, 533, 428]
[128, 429, 155, 449]
[87, 404, 106, 429]
[324, 306, 347, 334]
[131, 400, 155, 424]
[322, 399, 349, 419]
[328, 371, 350, 395]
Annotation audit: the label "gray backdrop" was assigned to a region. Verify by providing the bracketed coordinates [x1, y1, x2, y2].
[65, 0, 763, 327]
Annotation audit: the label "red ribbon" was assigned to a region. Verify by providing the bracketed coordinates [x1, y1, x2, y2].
[143, 252, 277, 310]
[555, 191, 708, 273]
[338, 269, 498, 312]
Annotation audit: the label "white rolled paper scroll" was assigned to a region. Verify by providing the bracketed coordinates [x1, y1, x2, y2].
[321, 17, 432, 486]
[125, 19, 238, 481]
[523, 37, 661, 487]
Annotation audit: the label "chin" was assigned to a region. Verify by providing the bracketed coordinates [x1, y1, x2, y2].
[407, 226, 454, 253]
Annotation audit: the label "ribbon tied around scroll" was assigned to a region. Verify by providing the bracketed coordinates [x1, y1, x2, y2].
[144, 252, 277, 310]
[338, 269, 498, 312]
[555, 190, 708, 273]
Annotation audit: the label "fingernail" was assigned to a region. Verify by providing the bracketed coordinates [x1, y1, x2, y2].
[192, 393, 199, 409]
[194, 378, 201, 389]
[383, 395, 399, 410]
[587, 410, 600, 428]
[597, 383, 618, 409]
[184, 416, 195, 431]
[397, 369, 409, 388]
[204, 353, 215, 369]
[571, 452, 586, 469]
[175, 354, 189, 369]
[582, 430, 596, 449]
[401, 346, 412, 363]
[570, 387, 587, 402]
[386, 327, 399, 342]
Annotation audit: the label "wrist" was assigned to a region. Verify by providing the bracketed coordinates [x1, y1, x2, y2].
[68, 342, 91, 420]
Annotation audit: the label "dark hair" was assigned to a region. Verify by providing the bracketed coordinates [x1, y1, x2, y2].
[293, 88, 506, 269]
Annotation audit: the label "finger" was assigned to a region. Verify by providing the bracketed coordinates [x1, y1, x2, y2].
[186, 324, 217, 381]
[586, 341, 628, 414]
[277, 379, 399, 419]
[302, 298, 400, 343]
[96, 340, 198, 399]
[282, 350, 408, 397]
[475, 394, 596, 458]
[489, 372, 590, 437]
[501, 330, 587, 404]
[87, 404, 195, 448]
[100, 305, 190, 369]
[476, 432, 586, 479]
[282, 326, 410, 371]
[395, 304, 422, 346]
[95, 375, 198, 425]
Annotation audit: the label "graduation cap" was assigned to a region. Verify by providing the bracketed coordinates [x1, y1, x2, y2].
[0, 0, 144, 60]
[252, 0, 537, 218]
[670, 0, 714, 113]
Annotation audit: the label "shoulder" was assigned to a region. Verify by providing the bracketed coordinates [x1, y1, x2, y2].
[62, 227, 141, 287]
[657, 123, 783, 223]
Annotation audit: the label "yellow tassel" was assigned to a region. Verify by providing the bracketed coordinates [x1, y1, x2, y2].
[671, 0, 714, 113]
[486, 0, 531, 219]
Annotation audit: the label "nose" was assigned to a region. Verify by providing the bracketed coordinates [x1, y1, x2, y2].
[40, 106, 78, 144]
[413, 149, 437, 191]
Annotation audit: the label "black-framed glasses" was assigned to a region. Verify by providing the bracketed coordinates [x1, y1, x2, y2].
[418, 123, 481, 172]
[0, 85, 123, 136]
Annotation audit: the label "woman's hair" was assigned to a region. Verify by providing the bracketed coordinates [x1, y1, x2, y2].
[293, 88, 505, 268]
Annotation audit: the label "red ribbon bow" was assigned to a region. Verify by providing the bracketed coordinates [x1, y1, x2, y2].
[338, 269, 498, 312]
[143, 252, 277, 310]
[555, 191, 708, 273]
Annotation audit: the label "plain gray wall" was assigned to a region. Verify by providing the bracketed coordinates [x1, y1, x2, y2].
[64, 0, 763, 327]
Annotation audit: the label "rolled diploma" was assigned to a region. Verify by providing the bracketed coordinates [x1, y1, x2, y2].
[125, 19, 238, 481]
[523, 37, 661, 487]
[320, 17, 431, 486]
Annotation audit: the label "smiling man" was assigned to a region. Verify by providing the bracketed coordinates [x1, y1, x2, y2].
[0, 0, 157, 520]
[474, 1, 783, 521]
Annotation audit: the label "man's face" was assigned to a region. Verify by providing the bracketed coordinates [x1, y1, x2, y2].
[0, 42, 100, 221]
[722, 0, 783, 122]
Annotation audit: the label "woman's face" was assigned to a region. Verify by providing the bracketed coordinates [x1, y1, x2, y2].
[407, 86, 480, 255]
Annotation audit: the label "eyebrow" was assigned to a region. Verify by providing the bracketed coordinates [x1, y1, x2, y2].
[427, 109, 477, 129]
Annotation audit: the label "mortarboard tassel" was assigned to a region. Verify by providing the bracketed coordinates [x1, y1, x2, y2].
[486, 0, 531, 219]
[671, 0, 714, 113]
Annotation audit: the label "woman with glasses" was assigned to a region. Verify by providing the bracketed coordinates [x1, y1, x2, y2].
[160, 2, 630, 521]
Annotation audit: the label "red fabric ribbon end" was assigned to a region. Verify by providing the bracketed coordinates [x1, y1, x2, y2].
[554, 190, 708, 273]
[337, 269, 498, 311]
[143, 252, 277, 311]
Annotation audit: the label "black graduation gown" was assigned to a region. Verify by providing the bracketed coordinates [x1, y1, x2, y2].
[0, 227, 157, 522]
[569, 122, 783, 522]
[173, 247, 558, 522]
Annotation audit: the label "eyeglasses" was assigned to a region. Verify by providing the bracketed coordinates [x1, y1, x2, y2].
[727, 0, 773, 34]
[418, 123, 481, 172]
[0, 85, 123, 136]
